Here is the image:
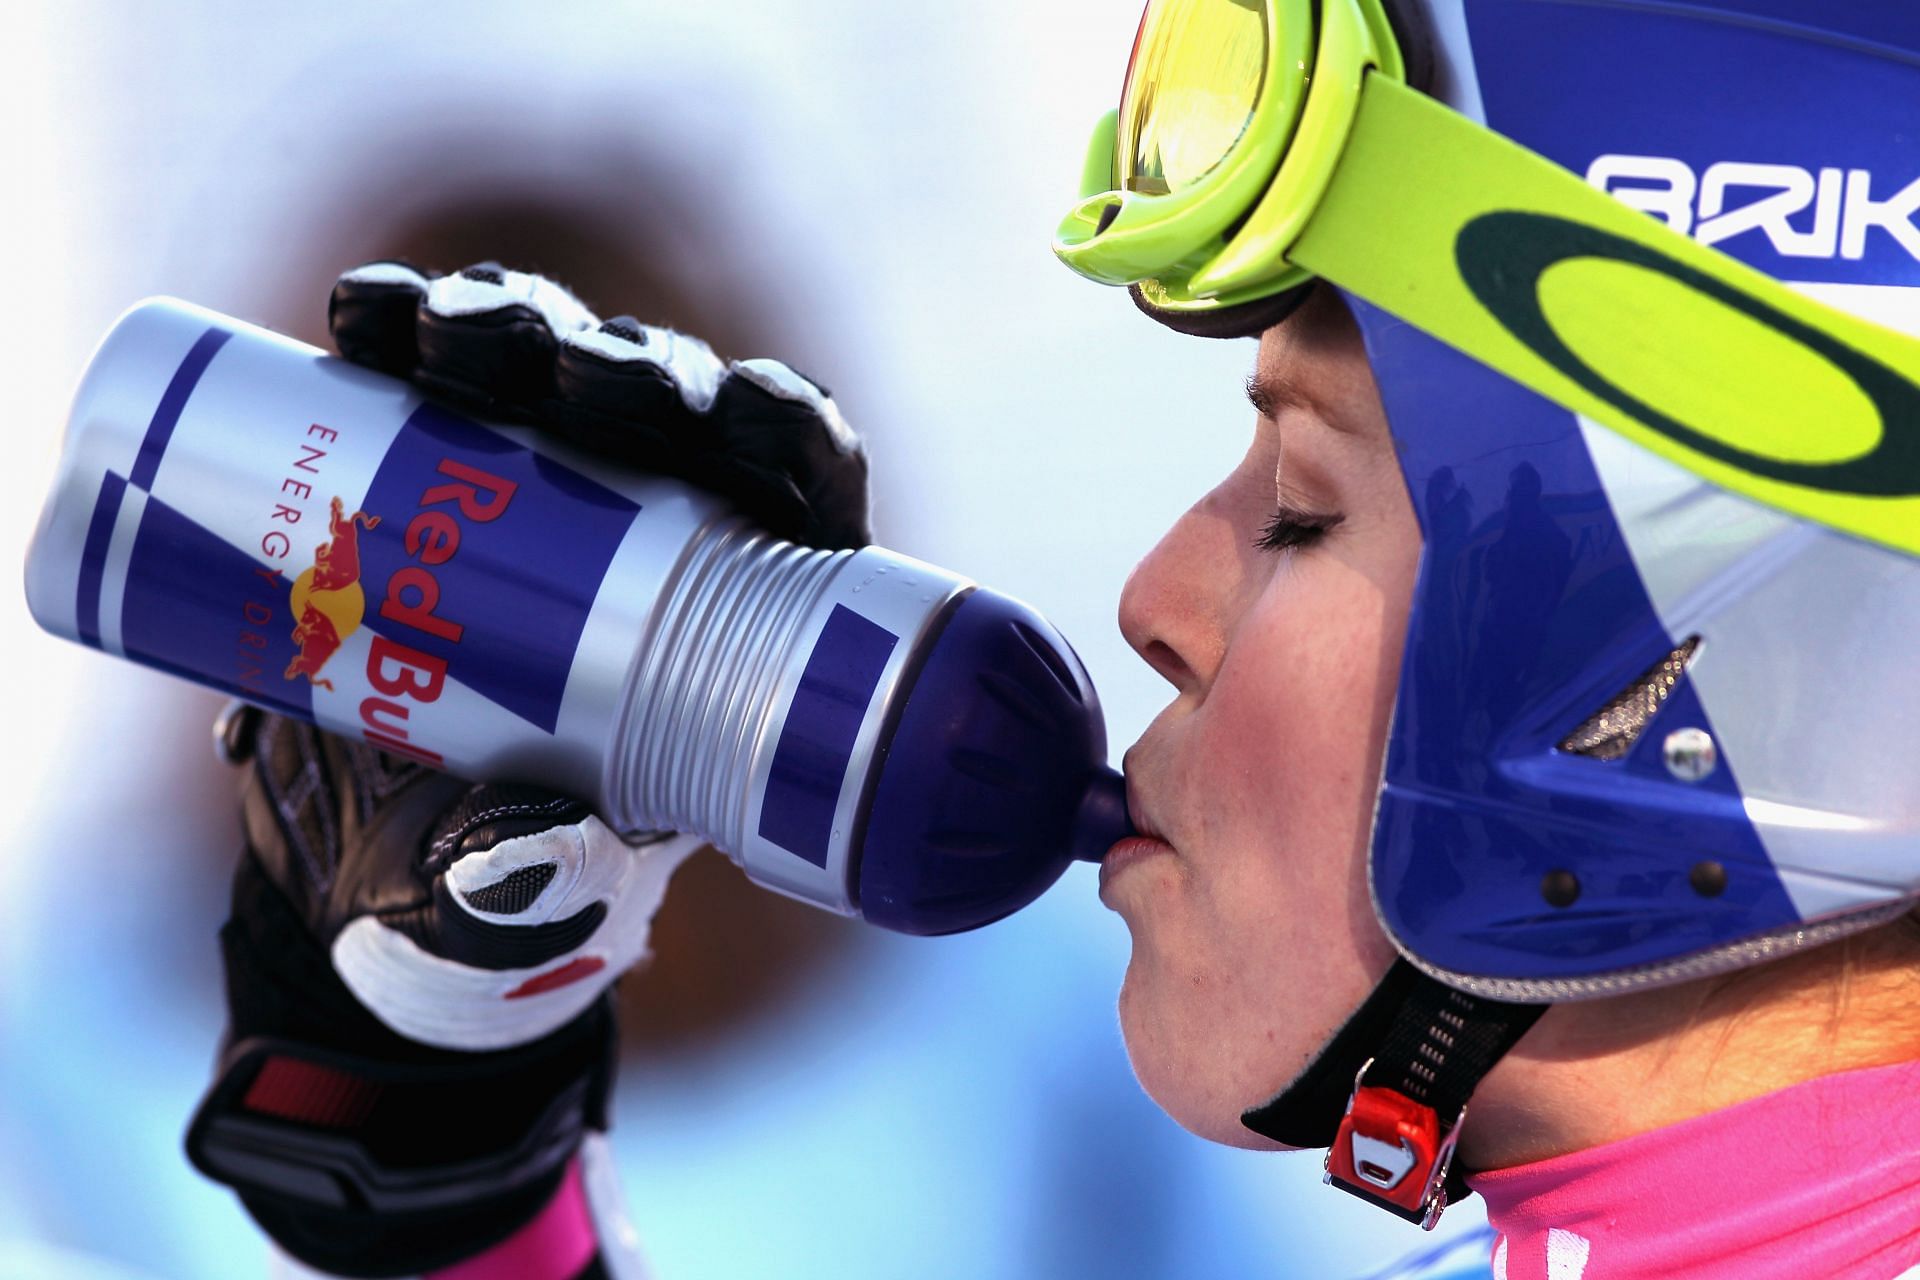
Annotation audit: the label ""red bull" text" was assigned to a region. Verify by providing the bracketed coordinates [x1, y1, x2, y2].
[354, 459, 519, 766]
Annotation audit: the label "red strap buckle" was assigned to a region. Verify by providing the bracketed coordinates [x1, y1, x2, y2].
[1323, 1059, 1463, 1229]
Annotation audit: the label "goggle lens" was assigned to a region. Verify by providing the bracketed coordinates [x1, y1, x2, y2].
[1116, 0, 1269, 197]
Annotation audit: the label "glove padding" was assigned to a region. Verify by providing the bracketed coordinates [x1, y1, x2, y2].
[235, 710, 697, 1051]
[330, 260, 871, 550]
[196, 844, 618, 1275]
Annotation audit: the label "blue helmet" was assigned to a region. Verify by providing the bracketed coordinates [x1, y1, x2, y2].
[1357, 0, 1920, 1000]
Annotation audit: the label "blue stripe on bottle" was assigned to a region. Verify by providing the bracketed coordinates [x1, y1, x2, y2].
[74, 326, 231, 650]
[128, 327, 230, 491]
[119, 491, 315, 718]
[758, 605, 899, 868]
[74, 471, 128, 649]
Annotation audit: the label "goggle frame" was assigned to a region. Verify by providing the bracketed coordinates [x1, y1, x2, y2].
[1054, 0, 1405, 316]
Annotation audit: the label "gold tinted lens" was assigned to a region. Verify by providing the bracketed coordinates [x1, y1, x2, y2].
[1116, 0, 1268, 196]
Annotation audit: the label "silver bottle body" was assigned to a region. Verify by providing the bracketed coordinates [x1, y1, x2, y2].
[25, 299, 970, 915]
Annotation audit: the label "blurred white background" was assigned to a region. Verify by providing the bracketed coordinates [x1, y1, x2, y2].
[0, 3, 1486, 1277]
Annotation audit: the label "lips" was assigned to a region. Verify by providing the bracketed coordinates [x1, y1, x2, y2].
[1100, 763, 1177, 899]
[1123, 763, 1168, 845]
[1098, 834, 1176, 899]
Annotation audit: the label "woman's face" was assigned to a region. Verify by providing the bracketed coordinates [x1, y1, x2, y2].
[1106, 288, 1423, 1147]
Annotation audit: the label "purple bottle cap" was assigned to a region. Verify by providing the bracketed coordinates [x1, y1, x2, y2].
[854, 588, 1133, 935]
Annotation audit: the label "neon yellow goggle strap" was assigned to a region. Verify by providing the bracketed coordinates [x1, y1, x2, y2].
[1295, 77, 1920, 559]
[1055, 0, 1404, 314]
[1054, 3, 1920, 559]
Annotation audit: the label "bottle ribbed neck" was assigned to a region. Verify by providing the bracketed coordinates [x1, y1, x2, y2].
[609, 518, 846, 847]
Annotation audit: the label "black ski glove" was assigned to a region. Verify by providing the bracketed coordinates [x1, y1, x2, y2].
[188, 262, 871, 1277]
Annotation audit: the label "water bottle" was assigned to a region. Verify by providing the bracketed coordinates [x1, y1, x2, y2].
[25, 299, 1130, 934]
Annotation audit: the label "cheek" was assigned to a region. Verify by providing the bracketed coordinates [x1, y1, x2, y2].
[1115, 556, 1409, 1145]
[1211, 577, 1392, 861]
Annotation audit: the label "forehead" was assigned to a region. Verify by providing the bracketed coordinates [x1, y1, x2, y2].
[1250, 287, 1387, 441]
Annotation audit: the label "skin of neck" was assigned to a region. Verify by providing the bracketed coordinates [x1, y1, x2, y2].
[1456, 916, 1920, 1171]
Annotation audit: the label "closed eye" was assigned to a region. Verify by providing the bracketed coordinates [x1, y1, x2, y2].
[1254, 506, 1343, 552]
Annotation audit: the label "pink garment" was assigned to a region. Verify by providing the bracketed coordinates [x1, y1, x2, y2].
[429, 1158, 597, 1280]
[1468, 1059, 1920, 1280]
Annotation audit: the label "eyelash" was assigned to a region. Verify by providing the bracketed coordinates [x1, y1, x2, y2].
[1254, 507, 1344, 553]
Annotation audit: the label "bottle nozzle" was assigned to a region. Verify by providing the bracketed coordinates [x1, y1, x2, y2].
[1072, 767, 1133, 863]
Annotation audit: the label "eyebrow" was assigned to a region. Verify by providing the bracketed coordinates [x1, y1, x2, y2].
[1245, 370, 1313, 421]
[1245, 367, 1359, 436]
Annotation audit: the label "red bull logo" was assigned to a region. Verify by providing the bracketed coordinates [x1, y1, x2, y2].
[284, 497, 381, 691]
[266, 454, 522, 768]
[355, 457, 521, 767]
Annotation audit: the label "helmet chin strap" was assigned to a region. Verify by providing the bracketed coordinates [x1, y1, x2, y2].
[1240, 960, 1547, 1230]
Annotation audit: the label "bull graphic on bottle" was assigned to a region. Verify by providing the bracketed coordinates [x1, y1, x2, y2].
[285, 497, 381, 691]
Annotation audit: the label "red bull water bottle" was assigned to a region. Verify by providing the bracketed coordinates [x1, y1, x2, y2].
[26, 299, 1130, 933]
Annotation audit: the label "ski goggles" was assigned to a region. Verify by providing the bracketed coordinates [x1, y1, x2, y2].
[1054, 0, 1920, 560]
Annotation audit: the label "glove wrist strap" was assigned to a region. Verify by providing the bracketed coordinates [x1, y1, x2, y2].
[187, 1009, 610, 1216]
[187, 996, 613, 1277]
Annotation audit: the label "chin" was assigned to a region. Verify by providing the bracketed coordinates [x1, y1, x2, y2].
[1116, 960, 1292, 1151]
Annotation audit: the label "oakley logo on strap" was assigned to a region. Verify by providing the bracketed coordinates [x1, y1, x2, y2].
[1453, 210, 1920, 498]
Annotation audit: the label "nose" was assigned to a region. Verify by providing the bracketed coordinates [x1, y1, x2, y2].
[1117, 499, 1226, 698]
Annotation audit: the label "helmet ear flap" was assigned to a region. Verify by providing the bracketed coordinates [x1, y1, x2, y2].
[1128, 280, 1316, 340]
